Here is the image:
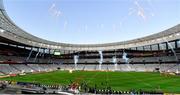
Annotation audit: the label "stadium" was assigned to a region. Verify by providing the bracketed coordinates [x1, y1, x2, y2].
[0, 0, 180, 94]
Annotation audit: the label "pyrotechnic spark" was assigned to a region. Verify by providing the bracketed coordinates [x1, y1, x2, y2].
[49, 3, 62, 18]
[134, 0, 147, 20]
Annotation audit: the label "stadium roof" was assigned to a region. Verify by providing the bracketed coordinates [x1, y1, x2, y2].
[0, 0, 180, 51]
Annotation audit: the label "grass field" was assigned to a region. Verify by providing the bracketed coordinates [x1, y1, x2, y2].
[0, 70, 180, 93]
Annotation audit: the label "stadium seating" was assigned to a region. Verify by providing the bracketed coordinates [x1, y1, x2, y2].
[0, 61, 179, 75]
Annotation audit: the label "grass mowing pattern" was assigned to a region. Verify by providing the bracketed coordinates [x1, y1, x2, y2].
[0, 71, 180, 93]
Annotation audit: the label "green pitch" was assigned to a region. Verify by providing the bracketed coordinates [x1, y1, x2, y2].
[0, 71, 180, 93]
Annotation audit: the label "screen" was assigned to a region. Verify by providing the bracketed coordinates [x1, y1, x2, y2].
[54, 51, 61, 55]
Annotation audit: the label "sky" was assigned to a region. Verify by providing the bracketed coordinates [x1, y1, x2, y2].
[3, 0, 180, 44]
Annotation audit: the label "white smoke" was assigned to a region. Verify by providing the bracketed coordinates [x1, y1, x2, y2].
[112, 56, 117, 64]
[85, 24, 88, 32]
[122, 51, 129, 63]
[98, 51, 103, 64]
[63, 21, 68, 32]
[74, 55, 79, 64]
